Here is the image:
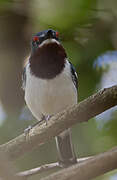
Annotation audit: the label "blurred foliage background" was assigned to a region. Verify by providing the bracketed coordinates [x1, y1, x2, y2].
[0, 0, 117, 179]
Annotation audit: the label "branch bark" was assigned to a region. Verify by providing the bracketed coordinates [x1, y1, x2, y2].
[0, 85, 117, 160]
[41, 146, 117, 180]
[0, 151, 25, 180]
[17, 157, 91, 178]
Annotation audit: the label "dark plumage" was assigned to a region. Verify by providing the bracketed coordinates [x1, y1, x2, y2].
[30, 42, 66, 79]
[69, 62, 78, 90]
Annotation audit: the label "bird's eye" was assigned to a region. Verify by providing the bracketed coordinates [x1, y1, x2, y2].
[56, 32, 59, 38]
[33, 36, 39, 42]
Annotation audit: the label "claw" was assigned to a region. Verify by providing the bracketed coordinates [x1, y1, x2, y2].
[24, 115, 52, 140]
[24, 125, 32, 134]
[45, 115, 52, 125]
[24, 125, 32, 141]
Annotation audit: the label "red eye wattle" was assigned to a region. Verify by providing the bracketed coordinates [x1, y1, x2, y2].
[33, 36, 39, 42]
[56, 32, 59, 38]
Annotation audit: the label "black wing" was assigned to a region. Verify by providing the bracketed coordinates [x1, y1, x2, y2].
[22, 66, 26, 90]
[69, 61, 78, 90]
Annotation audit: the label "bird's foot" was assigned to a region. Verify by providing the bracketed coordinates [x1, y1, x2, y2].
[24, 125, 32, 134]
[45, 115, 52, 125]
[24, 125, 32, 141]
[24, 115, 52, 140]
[24, 116, 45, 140]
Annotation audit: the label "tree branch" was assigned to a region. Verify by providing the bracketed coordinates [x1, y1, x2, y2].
[41, 146, 117, 180]
[0, 151, 26, 180]
[0, 85, 117, 160]
[17, 162, 59, 178]
[17, 157, 91, 178]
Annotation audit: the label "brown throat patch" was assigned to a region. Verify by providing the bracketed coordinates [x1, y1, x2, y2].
[30, 43, 67, 79]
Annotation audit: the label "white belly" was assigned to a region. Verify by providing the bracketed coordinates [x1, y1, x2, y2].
[25, 63, 77, 121]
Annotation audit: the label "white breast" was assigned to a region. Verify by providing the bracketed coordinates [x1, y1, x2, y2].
[25, 61, 77, 121]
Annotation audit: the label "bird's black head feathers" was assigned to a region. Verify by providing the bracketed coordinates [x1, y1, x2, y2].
[31, 29, 59, 51]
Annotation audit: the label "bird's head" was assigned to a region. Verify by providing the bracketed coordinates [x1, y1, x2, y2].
[31, 29, 59, 52]
[30, 29, 67, 79]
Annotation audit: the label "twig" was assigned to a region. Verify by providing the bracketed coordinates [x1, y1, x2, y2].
[17, 157, 92, 178]
[17, 162, 59, 178]
[41, 146, 117, 180]
[0, 85, 117, 160]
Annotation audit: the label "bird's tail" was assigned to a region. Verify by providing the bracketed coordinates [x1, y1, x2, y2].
[55, 129, 77, 167]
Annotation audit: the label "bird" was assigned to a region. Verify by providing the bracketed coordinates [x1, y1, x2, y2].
[22, 29, 78, 167]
